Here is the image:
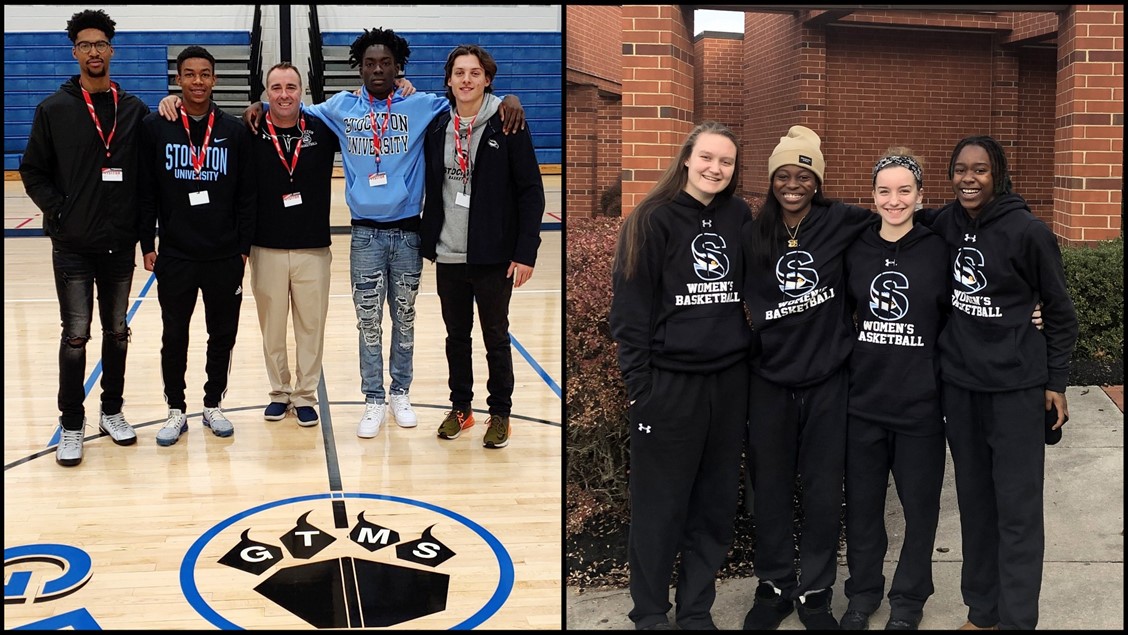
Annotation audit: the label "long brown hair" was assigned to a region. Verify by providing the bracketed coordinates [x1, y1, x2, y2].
[613, 121, 741, 279]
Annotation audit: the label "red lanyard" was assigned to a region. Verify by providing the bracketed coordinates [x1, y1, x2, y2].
[178, 106, 215, 180]
[265, 112, 305, 180]
[453, 113, 476, 183]
[81, 84, 118, 158]
[367, 92, 392, 173]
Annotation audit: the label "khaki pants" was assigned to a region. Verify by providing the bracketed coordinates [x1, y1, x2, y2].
[250, 245, 331, 408]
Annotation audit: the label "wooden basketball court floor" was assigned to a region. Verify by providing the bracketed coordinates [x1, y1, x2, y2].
[3, 177, 563, 629]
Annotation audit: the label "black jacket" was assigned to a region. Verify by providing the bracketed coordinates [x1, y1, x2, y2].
[610, 191, 752, 402]
[19, 76, 150, 252]
[420, 110, 544, 266]
[138, 103, 257, 260]
[845, 222, 950, 434]
[923, 194, 1078, 392]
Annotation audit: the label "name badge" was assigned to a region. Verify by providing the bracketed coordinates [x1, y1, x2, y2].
[369, 172, 388, 187]
[101, 168, 123, 182]
[455, 191, 471, 208]
[283, 192, 303, 208]
[189, 190, 210, 206]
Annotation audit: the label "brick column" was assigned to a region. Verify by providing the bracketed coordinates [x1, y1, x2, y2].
[1054, 5, 1124, 244]
[621, 5, 695, 215]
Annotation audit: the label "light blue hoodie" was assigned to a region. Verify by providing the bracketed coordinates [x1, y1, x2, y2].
[303, 87, 447, 223]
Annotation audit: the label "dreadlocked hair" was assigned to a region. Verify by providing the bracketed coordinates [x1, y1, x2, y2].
[348, 27, 411, 72]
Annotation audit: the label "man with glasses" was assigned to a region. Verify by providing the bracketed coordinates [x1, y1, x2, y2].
[20, 9, 150, 466]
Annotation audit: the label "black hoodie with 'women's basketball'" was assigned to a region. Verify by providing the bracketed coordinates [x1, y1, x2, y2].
[845, 222, 951, 435]
[609, 191, 752, 403]
[923, 194, 1078, 393]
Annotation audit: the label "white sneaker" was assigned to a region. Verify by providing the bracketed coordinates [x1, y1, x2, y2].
[202, 406, 234, 437]
[389, 393, 417, 428]
[156, 409, 188, 446]
[99, 411, 137, 445]
[357, 401, 386, 438]
[56, 422, 85, 466]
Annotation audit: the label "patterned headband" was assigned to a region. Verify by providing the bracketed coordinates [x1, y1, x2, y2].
[872, 155, 923, 188]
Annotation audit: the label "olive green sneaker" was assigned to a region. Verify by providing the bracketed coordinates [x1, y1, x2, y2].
[482, 415, 511, 449]
[437, 408, 474, 440]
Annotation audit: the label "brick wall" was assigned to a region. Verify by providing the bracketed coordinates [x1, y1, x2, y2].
[565, 5, 622, 217]
[621, 5, 695, 215]
[694, 32, 744, 148]
[1054, 5, 1123, 244]
[1016, 46, 1058, 227]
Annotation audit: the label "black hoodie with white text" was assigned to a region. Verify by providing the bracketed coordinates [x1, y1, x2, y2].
[609, 191, 752, 403]
[924, 194, 1078, 393]
[845, 222, 950, 434]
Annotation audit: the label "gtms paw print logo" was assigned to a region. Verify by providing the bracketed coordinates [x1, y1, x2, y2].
[220, 511, 456, 628]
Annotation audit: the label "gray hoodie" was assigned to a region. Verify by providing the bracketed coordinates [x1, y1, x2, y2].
[436, 93, 502, 263]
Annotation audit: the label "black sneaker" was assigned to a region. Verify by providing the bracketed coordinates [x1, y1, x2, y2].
[885, 615, 921, 630]
[840, 609, 870, 630]
[796, 588, 840, 630]
[743, 581, 794, 630]
[638, 619, 673, 630]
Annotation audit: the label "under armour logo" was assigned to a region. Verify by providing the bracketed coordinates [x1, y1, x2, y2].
[235, 285, 242, 295]
[701, 219, 712, 228]
[487, 139, 499, 149]
[638, 423, 651, 434]
[964, 234, 977, 242]
[885, 259, 896, 266]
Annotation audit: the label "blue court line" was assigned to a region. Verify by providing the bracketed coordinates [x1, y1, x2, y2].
[510, 333, 561, 398]
[47, 272, 157, 447]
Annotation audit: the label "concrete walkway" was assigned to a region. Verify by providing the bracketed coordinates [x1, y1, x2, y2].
[567, 385, 1124, 630]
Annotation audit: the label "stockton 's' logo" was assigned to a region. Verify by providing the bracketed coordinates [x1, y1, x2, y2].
[953, 247, 987, 294]
[691, 232, 729, 281]
[869, 271, 910, 321]
[776, 250, 819, 298]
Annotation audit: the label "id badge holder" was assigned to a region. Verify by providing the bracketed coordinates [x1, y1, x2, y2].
[283, 192, 303, 207]
[455, 191, 471, 208]
[101, 168, 123, 182]
[369, 172, 388, 187]
[189, 190, 210, 206]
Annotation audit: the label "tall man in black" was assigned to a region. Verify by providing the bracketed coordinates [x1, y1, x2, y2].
[20, 9, 150, 466]
[138, 46, 256, 446]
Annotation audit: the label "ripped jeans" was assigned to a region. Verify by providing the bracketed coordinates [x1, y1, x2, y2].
[52, 247, 135, 428]
[349, 226, 422, 403]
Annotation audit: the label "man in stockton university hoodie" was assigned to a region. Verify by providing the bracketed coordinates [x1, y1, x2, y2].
[20, 9, 150, 466]
[246, 27, 524, 439]
[138, 46, 257, 448]
[919, 135, 1077, 631]
[840, 150, 951, 631]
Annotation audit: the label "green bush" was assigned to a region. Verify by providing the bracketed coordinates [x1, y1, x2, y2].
[1062, 237, 1124, 385]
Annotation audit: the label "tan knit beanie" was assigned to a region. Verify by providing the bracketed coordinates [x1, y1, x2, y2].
[767, 125, 825, 182]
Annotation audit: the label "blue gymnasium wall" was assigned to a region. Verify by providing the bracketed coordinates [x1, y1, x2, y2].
[4, 30, 561, 170]
[4, 31, 249, 171]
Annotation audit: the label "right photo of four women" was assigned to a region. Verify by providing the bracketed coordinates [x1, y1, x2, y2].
[608, 123, 1079, 631]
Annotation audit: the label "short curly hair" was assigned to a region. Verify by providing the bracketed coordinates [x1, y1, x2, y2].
[66, 9, 116, 43]
[348, 28, 410, 73]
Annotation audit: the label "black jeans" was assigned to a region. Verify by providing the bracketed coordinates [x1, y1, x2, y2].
[154, 254, 245, 411]
[53, 247, 135, 429]
[435, 263, 514, 415]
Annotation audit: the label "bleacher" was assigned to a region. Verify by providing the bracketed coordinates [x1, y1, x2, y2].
[4, 31, 253, 171]
[318, 31, 561, 165]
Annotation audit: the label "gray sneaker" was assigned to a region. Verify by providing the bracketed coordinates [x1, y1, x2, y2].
[156, 409, 188, 446]
[203, 406, 234, 437]
[99, 411, 137, 445]
[55, 422, 85, 466]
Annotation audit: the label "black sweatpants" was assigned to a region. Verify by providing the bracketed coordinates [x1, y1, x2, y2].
[435, 262, 514, 415]
[627, 362, 748, 630]
[943, 383, 1045, 630]
[746, 367, 847, 599]
[843, 416, 945, 621]
[154, 254, 245, 411]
